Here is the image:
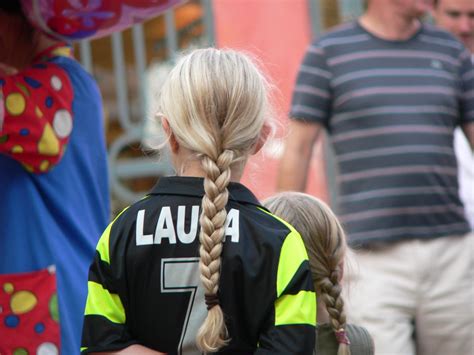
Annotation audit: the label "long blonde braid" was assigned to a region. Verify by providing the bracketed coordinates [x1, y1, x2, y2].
[158, 48, 271, 352]
[196, 150, 233, 351]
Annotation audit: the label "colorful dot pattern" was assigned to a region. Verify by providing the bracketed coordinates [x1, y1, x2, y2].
[0, 45, 74, 174]
[0, 268, 60, 354]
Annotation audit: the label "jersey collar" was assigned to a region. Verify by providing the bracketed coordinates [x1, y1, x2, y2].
[150, 176, 263, 208]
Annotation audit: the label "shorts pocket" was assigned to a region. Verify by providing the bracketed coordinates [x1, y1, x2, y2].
[0, 266, 60, 355]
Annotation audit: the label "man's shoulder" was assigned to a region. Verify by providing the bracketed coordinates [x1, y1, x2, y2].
[420, 23, 465, 51]
[312, 21, 363, 47]
[422, 23, 458, 40]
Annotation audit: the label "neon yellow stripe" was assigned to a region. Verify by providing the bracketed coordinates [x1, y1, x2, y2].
[276, 230, 309, 296]
[80, 347, 87, 352]
[257, 208, 316, 326]
[84, 281, 126, 324]
[275, 290, 316, 326]
[96, 207, 129, 264]
[257, 208, 310, 297]
[96, 223, 113, 264]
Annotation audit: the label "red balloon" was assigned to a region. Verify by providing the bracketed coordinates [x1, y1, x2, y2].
[46, 0, 122, 38]
[21, 0, 184, 41]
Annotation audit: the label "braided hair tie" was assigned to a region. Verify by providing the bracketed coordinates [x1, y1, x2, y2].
[205, 293, 219, 310]
[335, 328, 351, 345]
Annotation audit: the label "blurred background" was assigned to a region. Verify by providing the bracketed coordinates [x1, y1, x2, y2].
[73, 0, 365, 214]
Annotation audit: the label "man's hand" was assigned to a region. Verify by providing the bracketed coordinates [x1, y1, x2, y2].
[277, 120, 324, 192]
[461, 122, 474, 152]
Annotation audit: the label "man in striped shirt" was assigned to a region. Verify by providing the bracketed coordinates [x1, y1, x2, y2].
[278, 0, 474, 354]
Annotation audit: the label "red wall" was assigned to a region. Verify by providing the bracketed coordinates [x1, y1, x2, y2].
[213, 0, 328, 201]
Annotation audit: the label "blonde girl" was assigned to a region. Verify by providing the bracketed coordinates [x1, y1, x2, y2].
[81, 48, 316, 354]
[264, 192, 374, 355]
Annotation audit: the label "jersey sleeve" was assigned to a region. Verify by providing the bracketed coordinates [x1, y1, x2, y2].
[256, 228, 316, 354]
[81, 209, 137, 354]
[0, 62, 74, 173]
[289, 40, 332, 127]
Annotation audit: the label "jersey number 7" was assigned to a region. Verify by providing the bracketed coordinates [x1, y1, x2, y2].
[161, 257, 206, 355]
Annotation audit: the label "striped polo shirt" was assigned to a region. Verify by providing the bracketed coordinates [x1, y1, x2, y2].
[290, 22, 474, 246]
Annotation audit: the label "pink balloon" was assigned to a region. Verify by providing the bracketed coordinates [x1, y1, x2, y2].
[21, 0, 185, 41]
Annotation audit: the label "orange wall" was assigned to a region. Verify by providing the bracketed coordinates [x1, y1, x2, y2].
[213, 0, 328, 201]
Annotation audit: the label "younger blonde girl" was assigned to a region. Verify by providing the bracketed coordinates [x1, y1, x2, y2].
[264, 192, 374, 355]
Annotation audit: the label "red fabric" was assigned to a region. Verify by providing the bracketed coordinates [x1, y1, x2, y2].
[47, 0, 122, 36]
[0, 268, 60, 355]
[22, 0, 184, 41]
[0, 45, 74, 173]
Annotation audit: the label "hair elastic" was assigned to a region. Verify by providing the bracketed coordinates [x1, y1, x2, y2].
[335, 328, 351, 345]
[205, 293, 219, 310]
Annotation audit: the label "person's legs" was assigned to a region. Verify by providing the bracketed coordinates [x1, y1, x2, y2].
[344, 241, 418, 355]
[416, 233, 474, 355]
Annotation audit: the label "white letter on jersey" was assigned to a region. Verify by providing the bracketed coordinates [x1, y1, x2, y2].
[154, 206, 177, 244]
[224, 208, 240, 243]
[136, 209, 154, 245]
[177, 205, 199, 244]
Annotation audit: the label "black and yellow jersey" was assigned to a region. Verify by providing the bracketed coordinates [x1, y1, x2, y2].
[81, 177, 316, 354]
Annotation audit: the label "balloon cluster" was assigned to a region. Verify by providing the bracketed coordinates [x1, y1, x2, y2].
[21, 0, 184, 41]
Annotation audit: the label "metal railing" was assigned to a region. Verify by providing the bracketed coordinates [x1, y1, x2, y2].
[76, 0, 363, 208]
[77, 0, 214, 207]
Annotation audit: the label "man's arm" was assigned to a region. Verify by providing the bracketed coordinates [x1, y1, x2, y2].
[277, 120, 325, 192]
[461, 122, 474, 152]
[277, 38, 332, 193]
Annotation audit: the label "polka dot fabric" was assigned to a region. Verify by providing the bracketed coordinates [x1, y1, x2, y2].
[0, 44, 74, 173]
[0, 268, 60, 355]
